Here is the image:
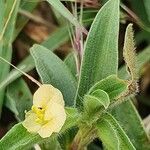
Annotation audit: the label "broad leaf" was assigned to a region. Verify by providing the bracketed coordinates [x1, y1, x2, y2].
[30, 44, 77, 106]
[96, 113, 136, 150]
[76, 0, 120, 109]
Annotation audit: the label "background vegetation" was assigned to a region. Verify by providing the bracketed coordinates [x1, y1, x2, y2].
[0, 0, 150, 149]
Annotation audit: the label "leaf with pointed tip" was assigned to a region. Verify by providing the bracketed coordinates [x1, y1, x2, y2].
[96, 113, 136, 150]
[30, 44, 77, 106]
[75, 0, 120, 109]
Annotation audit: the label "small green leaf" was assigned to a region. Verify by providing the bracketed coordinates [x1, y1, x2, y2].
[84, 89, 110, 113]
[76, 0, 120, 109]
[59, 108, 79, 150]
[30, 44, 77, 106]
[89, 75, 128, 101]
[96, 113, 136, 150]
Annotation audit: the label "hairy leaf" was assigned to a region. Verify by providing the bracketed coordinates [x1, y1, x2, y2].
[96, 113, 136, 150]
[30, 44, 77, 106]
[88, 75, 128, 101]
[75, 0, 120, 109]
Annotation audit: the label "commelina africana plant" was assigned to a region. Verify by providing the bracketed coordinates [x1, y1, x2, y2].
[22, 84, 66, 138]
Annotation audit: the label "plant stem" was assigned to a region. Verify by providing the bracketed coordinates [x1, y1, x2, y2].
[70, 126, 96, 150]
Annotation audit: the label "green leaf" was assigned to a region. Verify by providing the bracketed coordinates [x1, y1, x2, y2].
[46, 0, 86, 33]
[84, 89, 110, 112]
[0, 0, 20, 115]
[0, 107, 78, 150]
[111, 100, 150, 149]
[114, 43, 150, 150]
[0, 123, 47, 150]
[0, 26, 70, 91]
[88, 75, 128, 101]
[30, 44, 77, 106]
[5, 78, 32, 121]
[76, 0, 120, 109]
[64, 52, 77, 78]
[96, 113, 136, 150]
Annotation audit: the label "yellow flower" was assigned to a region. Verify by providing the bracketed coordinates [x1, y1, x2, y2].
[22, 84, 66, 138]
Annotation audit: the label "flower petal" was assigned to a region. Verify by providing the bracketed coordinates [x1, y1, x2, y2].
[33, 84, 64, 108]
[22, 111, 41, 133]
[50, 88, 64, 106]
[37, 122, 53, 138]
[44, 101, 66, 132]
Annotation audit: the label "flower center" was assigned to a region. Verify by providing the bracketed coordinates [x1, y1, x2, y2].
[32, 105, 48, 125]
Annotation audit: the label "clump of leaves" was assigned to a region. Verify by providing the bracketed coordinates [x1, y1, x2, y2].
[0, 0, 150, 150]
